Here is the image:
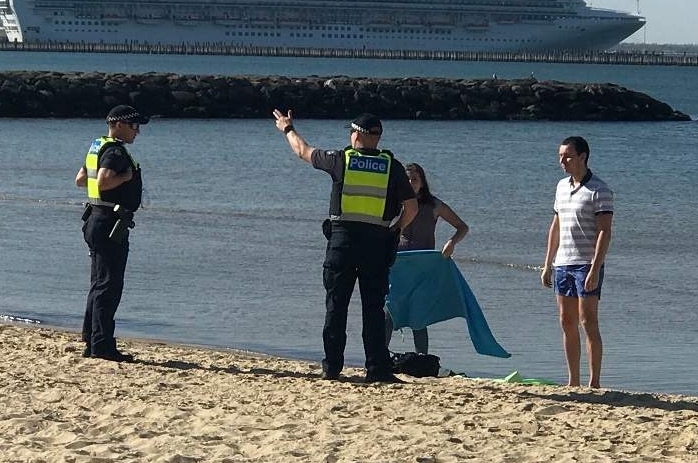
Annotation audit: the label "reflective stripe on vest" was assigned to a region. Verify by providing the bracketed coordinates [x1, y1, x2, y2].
[340, 149, 391, 226]
[85, 136, 138, 208]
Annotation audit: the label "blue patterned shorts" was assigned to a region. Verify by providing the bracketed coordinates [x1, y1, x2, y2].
[554, 264, 604, 299]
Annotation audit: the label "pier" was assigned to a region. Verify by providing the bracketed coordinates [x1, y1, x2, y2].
[2, 41, 698, 66]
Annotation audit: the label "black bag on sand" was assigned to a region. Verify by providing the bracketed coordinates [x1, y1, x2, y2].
[391, 351, 441, 377]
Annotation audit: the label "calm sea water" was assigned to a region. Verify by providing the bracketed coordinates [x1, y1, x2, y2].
[1, 51, 697, 396]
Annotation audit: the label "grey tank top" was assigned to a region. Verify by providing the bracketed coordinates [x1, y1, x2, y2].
[399, 197, 441, 250]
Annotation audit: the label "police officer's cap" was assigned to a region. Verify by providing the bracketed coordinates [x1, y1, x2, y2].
[349, 113, 382, 135]
[106, 105, 150, 124]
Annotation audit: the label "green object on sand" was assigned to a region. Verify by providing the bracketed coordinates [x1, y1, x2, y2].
[459, 370, 558, 386]
[495, 370, 558, 385]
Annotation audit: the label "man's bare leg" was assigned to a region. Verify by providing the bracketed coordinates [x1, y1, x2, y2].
[558, 295, 581, 387]
[579, 296, 602, 388]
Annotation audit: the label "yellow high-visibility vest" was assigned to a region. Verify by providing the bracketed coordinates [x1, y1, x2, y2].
[84, 136, 138, 207]
[339, 148, 392, 226]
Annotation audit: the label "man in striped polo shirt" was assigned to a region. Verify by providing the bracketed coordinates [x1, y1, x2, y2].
[541, 136, 614, 389]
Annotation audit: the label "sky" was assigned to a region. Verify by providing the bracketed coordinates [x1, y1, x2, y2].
[589, 1, 696, 44]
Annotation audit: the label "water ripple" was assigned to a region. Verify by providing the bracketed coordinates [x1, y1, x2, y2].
[0, 314, 42, 324]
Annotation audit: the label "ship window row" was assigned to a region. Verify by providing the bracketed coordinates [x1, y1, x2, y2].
[54, 20, 121, 26]
[319, 34, 363, 39]
[52, 29, 118, 33]
[520, 14, 625, 22]
[40, 27, 545, 44]
[225, 25, 355, 31]
[224, 31, 282, 37]
[220, 24, 452, 35]
[365, 35, 544, 43]
[368, 28, 452, 35]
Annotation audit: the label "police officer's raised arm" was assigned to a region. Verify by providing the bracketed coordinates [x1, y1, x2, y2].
[273, 109, 316, 163]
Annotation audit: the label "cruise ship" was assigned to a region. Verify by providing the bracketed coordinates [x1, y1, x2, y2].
[0, 0, 645, 52]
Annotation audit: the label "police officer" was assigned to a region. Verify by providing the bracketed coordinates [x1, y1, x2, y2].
[75, 105, 149, 362]
[273, 109, 418, 382]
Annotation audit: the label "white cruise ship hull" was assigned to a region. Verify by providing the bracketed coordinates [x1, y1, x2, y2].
[0, 0, 645, 53]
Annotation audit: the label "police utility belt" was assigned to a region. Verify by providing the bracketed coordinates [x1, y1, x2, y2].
[82, 202, 135, 243]
[325, 217, 394, 238]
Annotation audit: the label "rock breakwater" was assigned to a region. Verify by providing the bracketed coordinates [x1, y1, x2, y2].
[0, 71, 690, 121]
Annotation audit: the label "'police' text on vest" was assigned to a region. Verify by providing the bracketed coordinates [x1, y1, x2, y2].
[348, 156, 389, 174]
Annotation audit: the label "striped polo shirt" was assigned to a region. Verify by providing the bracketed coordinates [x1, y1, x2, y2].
[553, 170, 614, 266]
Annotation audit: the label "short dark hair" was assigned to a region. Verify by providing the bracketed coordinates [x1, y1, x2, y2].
[561, 136, 590, 165]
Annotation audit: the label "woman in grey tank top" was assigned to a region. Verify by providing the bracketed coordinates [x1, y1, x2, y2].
[386, 163, 469, 354]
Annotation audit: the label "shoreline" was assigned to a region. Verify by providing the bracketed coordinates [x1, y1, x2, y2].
[0, 316, 325, 367]
[1, 316, 690, 397]
[1, 322, 697, 462]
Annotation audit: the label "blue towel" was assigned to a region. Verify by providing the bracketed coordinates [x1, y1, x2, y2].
[386, 249, 511, 358]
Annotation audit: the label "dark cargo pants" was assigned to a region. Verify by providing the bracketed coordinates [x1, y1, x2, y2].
[321, 221, 396, 378]
[81, 211, 129, 355]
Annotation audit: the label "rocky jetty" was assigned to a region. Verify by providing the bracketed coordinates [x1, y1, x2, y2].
[0, 71, 690, 121]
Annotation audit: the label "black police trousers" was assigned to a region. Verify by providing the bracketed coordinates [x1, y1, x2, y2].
[321, 221, 396, 377]
[81, 211, 129, 355]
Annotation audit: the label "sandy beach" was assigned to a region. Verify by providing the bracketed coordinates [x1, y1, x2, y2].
[1, 323, 696, 463]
